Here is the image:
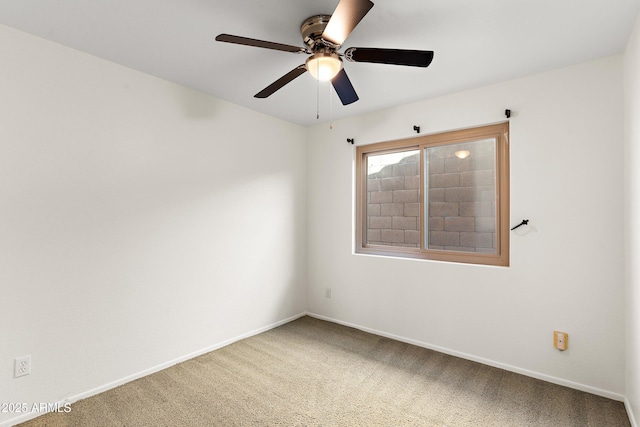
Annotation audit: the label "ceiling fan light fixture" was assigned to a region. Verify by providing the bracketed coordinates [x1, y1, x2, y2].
[306, 52, 342, 81]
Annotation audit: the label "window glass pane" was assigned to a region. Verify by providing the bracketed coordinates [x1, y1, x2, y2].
[366, 150, 420, 248]
[425, 138, 496, 253]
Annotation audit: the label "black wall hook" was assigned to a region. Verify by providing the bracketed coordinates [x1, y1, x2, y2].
[347, 138, 354, 145]
[510, 219, 529, 231]
[505, 109, 511, 118]
[413, 125, 420, 134]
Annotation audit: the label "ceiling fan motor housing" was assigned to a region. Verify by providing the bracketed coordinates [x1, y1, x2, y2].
[301, 15, 334, 50]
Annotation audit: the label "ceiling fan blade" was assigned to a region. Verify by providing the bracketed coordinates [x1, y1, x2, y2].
[345, 47, 434, 67]
[322, 0, 374, 47]
[331, 68, 359, 105]
[216, 34, 307, 53]
[255, 65, 308, 98]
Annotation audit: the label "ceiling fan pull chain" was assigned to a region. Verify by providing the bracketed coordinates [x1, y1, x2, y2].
[316, 61, 320, 119]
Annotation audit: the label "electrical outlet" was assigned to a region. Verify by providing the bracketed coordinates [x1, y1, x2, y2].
[554, 331, 568, 351]
[15, 356, 31, 377]
[14, 355, 31, 378]
[325, 287, 331, 298]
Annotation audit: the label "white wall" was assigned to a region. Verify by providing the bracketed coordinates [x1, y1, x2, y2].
[0, 25, 307, 425]
[625, 13, 640, 427]
[307, 56, 625, 398]
[0, 16, 633, 425]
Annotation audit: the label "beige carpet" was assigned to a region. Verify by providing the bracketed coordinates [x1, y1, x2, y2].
[18, 316, 630, 426]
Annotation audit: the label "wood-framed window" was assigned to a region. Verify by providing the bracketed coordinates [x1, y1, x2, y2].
[356, 122, 510, 266]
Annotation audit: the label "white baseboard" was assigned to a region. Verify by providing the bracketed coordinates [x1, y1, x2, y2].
[306, 312, 627, 403]
[3, 311, 631, 427]
[1, 312, 307, 427]
[626, 398, 638, 427]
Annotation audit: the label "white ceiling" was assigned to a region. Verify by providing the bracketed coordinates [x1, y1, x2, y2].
[1, 0, 639, 126]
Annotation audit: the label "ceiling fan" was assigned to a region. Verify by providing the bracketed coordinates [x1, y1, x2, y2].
[215, 0, 434, 105]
